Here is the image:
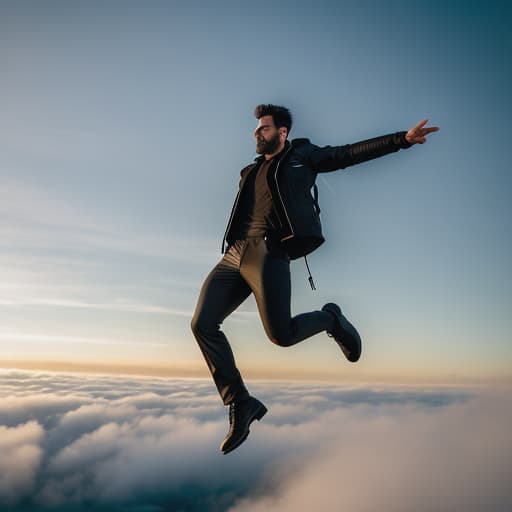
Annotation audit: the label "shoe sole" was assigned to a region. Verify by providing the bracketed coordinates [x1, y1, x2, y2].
[323, 303, 362, 362]
[221, 403, 267, 455]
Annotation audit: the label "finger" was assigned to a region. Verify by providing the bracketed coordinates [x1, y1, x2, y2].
[421, 127, 440, 135]
[415, 118, 428, 129]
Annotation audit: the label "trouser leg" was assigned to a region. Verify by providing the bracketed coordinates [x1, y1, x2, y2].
[241, 237, 335, 347]
[191, 241, 252, 405]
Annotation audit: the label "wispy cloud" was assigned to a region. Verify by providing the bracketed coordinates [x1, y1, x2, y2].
[0, 332, 168, 348]
[0, 178, 106, 234]
[0, 297, 255, 323]
[0, 177, 219, 265]
[0, 297, 192, 316]
[0, 369, 510, 511]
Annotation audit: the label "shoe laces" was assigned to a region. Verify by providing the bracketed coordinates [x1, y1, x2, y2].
[228, 402, 236, 432]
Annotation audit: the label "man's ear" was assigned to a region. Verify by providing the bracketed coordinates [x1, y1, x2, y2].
[280, 127, 288, 141]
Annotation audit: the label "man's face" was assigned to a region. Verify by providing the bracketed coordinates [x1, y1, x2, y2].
[254, 115, 283, 155]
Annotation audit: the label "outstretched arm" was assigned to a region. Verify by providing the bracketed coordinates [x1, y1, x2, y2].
[310, 119, 440, 173]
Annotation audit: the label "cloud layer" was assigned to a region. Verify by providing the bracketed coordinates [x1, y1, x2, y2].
[0, 369, 510, 511]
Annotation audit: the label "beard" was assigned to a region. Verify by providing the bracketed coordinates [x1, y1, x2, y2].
[256, 132, 280, 155]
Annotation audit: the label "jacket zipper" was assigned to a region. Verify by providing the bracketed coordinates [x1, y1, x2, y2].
[221, 160, 262, 253]
[221, 187, 242, 253]
[274, 144, 294, 241]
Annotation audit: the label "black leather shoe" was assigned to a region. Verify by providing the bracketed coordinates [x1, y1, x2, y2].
[220, 396, 267, 454]
[322, 303, 362, 362]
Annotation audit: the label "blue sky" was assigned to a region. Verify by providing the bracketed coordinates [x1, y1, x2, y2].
[1, 0, 511, 383]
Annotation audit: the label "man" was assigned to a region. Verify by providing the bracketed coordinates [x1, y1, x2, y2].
[191, 104, 439, 454]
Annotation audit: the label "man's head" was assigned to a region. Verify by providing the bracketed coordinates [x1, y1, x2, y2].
[253, 104, 293, 156]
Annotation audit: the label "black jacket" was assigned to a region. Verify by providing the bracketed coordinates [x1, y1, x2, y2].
[221, 131, 412, 263]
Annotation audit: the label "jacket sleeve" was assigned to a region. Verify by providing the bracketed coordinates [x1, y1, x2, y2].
[309, 131, 412, 173]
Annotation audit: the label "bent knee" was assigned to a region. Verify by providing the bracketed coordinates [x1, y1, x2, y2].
[190, 316, 198, 334]
[267, 331, 294, 348]
[190, 315, 205, 336]
[190, 314, 218, 337]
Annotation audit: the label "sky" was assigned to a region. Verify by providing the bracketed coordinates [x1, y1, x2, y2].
[1, 0, 511, 386]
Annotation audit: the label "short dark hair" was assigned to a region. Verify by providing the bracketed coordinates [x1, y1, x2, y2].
[254, 104, 293, 137]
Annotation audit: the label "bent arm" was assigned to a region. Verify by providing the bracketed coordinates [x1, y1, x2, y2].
[310, 131, 412, 173]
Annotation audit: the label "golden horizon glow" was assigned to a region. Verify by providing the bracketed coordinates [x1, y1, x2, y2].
[2, 358, 510, 389]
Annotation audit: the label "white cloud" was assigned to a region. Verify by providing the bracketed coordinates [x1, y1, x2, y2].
[0, 393, 92, 427]
[0, 369, 510, 511]
[0, 420, 45, 505]
[229, 391, 512, 512]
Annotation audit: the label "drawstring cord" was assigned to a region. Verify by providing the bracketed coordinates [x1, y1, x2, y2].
[304, 255, 316, 290]
[304, 183, 320, 291]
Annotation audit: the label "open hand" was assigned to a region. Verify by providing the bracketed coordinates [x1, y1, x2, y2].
[406, 119, 440, 145]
